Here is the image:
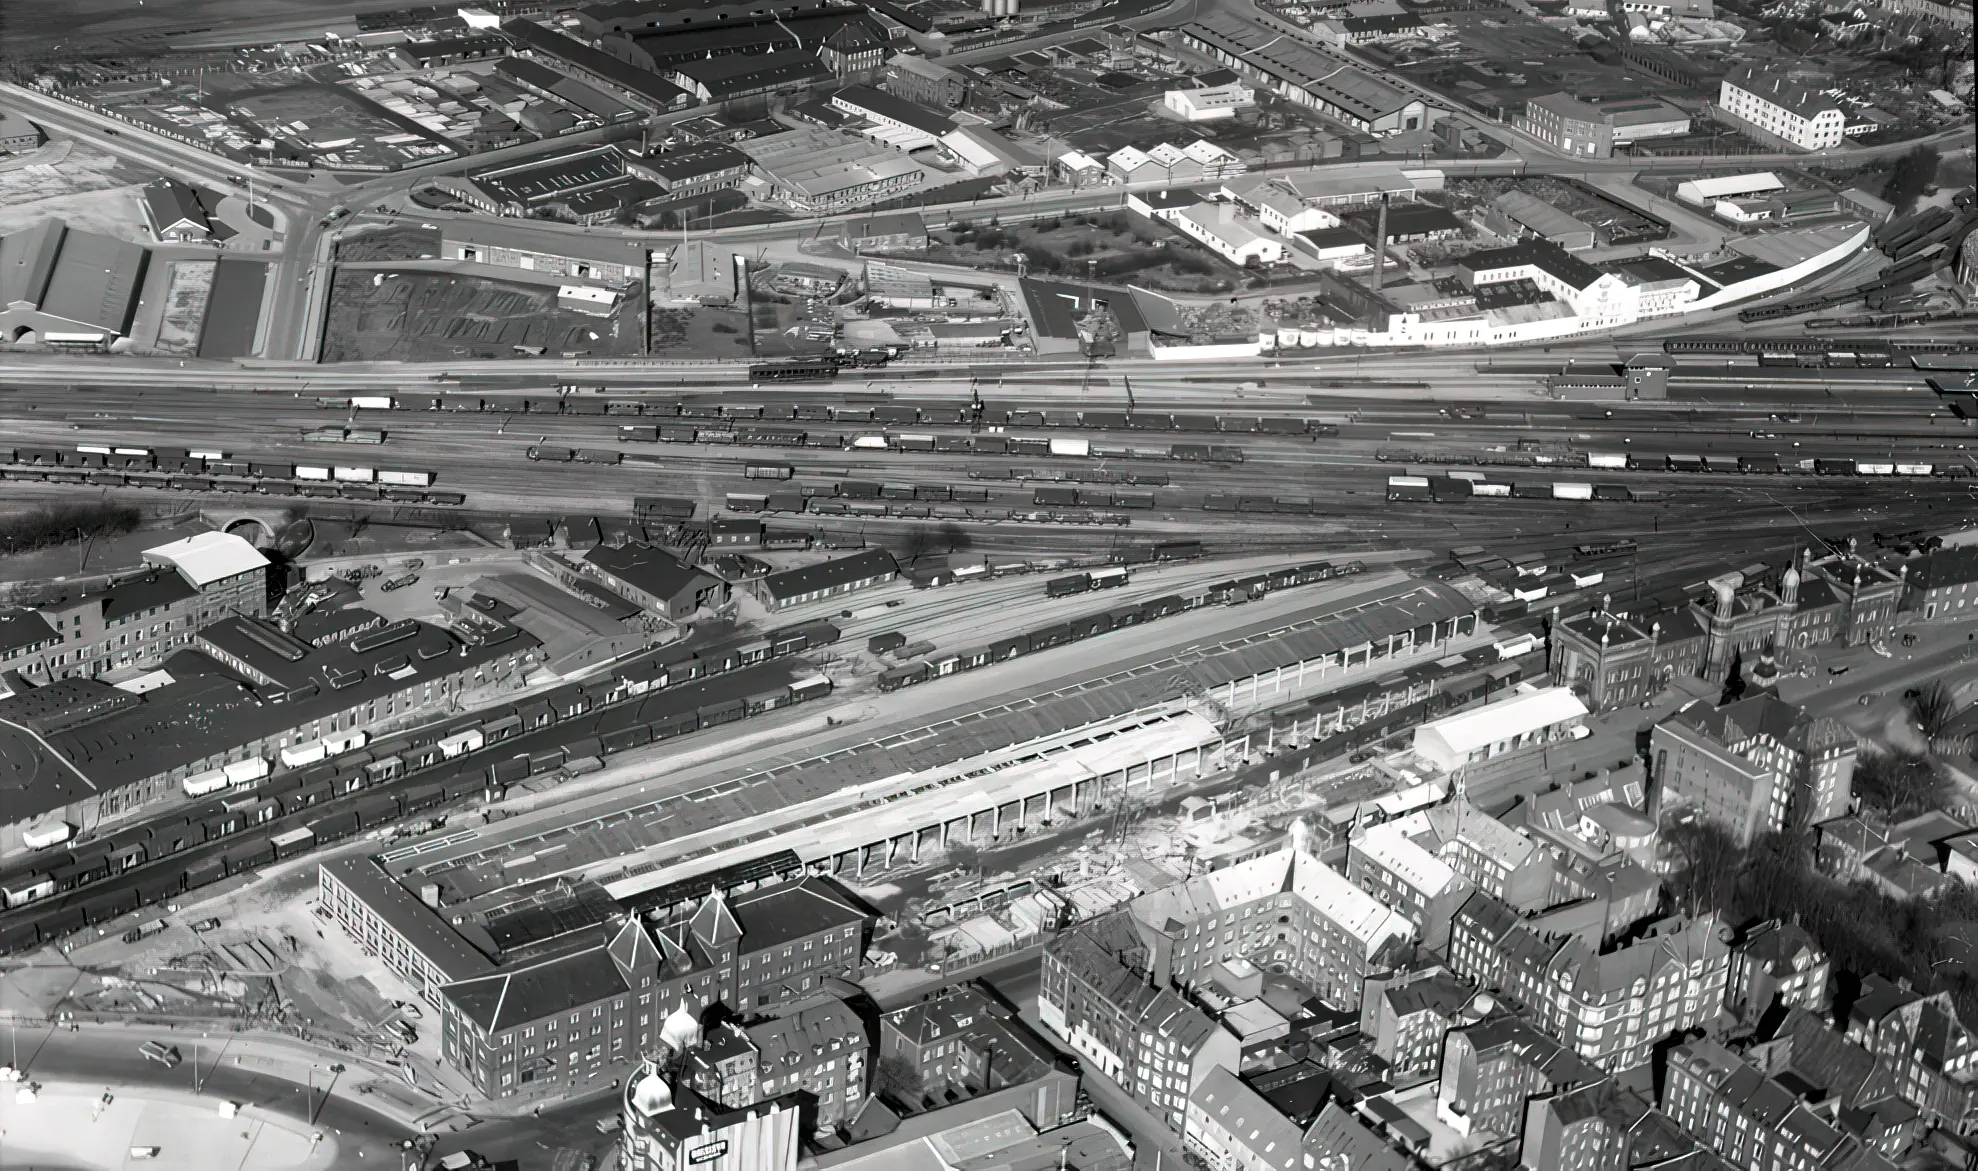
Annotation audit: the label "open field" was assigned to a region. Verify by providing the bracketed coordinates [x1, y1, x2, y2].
[319, 269, 647, 362]
[155, 259, 216, 355]
[927, 212, 1245, 293]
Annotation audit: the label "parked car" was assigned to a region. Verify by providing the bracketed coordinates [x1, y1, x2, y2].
[381, 574, 419, 592]
[192, 918, 221, 933]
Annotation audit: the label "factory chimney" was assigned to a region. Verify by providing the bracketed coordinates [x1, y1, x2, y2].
[1373, 193, 1390, 293]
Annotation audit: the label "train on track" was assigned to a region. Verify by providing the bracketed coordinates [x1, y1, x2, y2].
[1379, 448, 1973, 479]
[322, 393, 1341, 439]
[875, 559, 1365, 693]
[607, 427, 1252, 463]
[0, 621, 852, 953]
[0, 446, 463, 505]
[1660, 337, 1978, 362]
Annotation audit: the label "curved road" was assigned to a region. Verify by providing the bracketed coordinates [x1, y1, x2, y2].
[0, 1020, 420, 1169]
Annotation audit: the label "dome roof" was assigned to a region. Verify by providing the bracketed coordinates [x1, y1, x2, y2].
[660, 1001, 702, 1052]
[629, 1065, 673, 1119]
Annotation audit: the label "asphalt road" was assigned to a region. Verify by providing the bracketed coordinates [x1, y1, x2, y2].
[0, 1020, 417, 1169]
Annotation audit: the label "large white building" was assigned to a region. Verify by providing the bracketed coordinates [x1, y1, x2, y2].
[1718, 66, 1845, 151]
[1164, 82, 1256, 122]
[1411, 685, 1590, 774]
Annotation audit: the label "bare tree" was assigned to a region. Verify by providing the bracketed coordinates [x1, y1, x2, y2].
[1912, 681, 1963, 753]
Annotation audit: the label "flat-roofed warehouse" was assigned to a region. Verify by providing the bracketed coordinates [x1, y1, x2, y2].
[435, 145, 632, 216]
[440, 219, 651, 286]
[0, 219, 151, 345]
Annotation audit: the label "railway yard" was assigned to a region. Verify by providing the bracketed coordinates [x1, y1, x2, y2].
[0, 336, 1976, 1168]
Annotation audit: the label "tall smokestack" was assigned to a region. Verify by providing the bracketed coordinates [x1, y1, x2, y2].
[1372, 193, 1390, 293]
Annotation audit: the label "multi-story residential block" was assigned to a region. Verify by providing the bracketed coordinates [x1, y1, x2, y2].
[879, 983, 1062, 1109]
[1521, 1080, 1643, 1171]
[1128, 841, 1415, 1013]
[1185, 1066, 1304, 1171]
[1749, 1008, 1919, 1159]
[1039, 913, 1239, 1132]
[1448, 895, 1731, 1074]
[1650, 694, 1857, 843]
[1718, 66, 1846, 151]
[1187, 1070, 1414, 1171]
[1726, 920, 1829, 1026]
[881, 987, 989, 1096]
[621, 1077, 801, 1171]
[1846, 975, 1978, 1133]
[1664, 1038, 1897, 1171]
[1437, 1016, 1603, 1138]
[0, 531, 269, 683]
[683, 993, 870, 1129]
[1361, 966, 1478, 1077]
[1415, 803, 1555, 912]
[1347, 818, 1475, 950]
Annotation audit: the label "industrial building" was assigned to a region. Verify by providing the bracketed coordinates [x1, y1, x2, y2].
[0, 530, 270, 686]
[1179, 16, 1435, 136]
[1518, 93, 1689, 158]
[0, 219, 152, 346]
[738, 127, 926, 213]
[0, 612, 540, 849]
[440, 221, 651, 286]
[583, 543, 731, 620]
[501, 17, 691, 111]
[750, 549, 898, 611]
[0, 111, 43, 154]
[637, 142, 752, 197]
[669, 51, 836, 103]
